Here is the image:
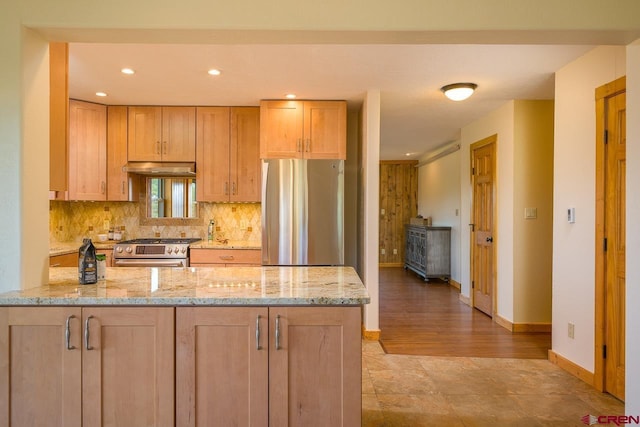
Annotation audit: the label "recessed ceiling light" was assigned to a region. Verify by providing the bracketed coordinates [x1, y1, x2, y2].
[285, 94, 296, 99]
[121, 68, 135, 75]
[208, 69, 221, 76]
[96, 92, 107, 97]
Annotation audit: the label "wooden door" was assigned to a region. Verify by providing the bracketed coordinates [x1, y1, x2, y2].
[303, 101, 347, 159]
[0, 307, 82, 427]
[162, 106, 196, 162]
[259, 100, 303, 159]
[230, 107, 261, 202]
[82, 307, 174, 427]
[196, 107, 231, 201]
[107, 106, 137, 201]
[128, 106, 162, 161]
[176, 307, 269, 427]
[471, 136, 496, 316]
[68, 100, 107, 200]
[604, 90, 626, 400]
[269, 307, 361, 427]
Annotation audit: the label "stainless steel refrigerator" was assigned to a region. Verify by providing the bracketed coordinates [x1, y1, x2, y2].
[261, 159, 344, 265]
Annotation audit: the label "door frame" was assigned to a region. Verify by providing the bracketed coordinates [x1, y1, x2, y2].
[469, 134, 498, 317]
[594, 75, 626, 392]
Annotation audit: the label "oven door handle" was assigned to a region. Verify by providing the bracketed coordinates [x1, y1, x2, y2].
[114, 259, 186, 268]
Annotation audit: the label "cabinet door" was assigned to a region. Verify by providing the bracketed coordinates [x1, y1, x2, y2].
[259, 100, 303, 159]
[107, 106, 141, 201]
[0, 307, 82, 427]
[128, 106, 162, 161]
[162, 107, 196, 162]
[68, 100, 107, 200]
[303, 101, 346, 159]
[269, 306, 361, 427]
[196, 107, 231, 202]
[230, 107, 261, 202]
[176, 307, 269, 427]
[50, 252, 78, 267]
[82, 307, 174, 427]
[49, 42, 69, 193]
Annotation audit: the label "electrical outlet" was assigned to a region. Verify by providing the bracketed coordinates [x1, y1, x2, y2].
[393, 249, 398, 255]
[381, 248, 385, 255]
[568, 322, 575, 339]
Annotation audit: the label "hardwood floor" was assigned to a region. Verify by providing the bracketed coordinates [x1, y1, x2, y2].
[379, 267, 551, 358]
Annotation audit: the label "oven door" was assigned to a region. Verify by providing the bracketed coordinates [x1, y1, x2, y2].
[114, 258, 188, 268]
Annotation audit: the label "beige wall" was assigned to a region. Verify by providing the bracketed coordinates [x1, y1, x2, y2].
[512, 100, 554, 323]
[417, 148, 462, 283]
[552, 46, 626, 371]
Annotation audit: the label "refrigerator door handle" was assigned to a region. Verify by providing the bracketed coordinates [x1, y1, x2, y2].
[261, 161, 270, 265]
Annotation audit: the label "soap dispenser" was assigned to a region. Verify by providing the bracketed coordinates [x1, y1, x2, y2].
[207, 220, 215, 241]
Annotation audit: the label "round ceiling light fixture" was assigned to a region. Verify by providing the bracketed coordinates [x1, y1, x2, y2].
[441, 83, 478, 101]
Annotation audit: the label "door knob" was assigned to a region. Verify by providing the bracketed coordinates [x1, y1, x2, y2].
[486, 236, 493, 243]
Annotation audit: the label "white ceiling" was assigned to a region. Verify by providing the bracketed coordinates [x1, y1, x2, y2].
[68, 43, 594, 160]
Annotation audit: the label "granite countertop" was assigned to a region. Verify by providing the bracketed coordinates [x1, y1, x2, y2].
[50, 241, 116, 256]
[50, 240, 261, 256]
[190, 240, 261, 250]
[0, 266, 369, 306]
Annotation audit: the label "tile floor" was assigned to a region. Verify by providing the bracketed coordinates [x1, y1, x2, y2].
[362, 340, 624, 427]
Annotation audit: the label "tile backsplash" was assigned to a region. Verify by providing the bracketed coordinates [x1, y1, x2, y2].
[50, 201, 261, 246]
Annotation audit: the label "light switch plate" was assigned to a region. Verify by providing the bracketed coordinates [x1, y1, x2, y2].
[524, 207, 537, 219]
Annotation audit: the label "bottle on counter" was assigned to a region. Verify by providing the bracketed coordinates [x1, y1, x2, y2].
[78, 238, 97, 285]
[207, 220, 215, 241]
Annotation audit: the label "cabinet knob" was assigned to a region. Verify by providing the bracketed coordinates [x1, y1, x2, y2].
[486, 236, 493, 243]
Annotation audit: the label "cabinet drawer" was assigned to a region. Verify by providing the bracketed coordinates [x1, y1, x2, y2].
[190, 249, 261, 265]
[50, 252, 77, 267]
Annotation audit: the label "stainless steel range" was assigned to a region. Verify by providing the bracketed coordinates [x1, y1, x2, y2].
[113, 238, 201, 267]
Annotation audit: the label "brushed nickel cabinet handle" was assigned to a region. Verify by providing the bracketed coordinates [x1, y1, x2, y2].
[219, 255, 235, 261]
[84, 315, 94, 350]
[297, 139, 302, 152]
[232, 182, 236, 195]
[65, 315, 76, 350]
[224, 182, 229, 195]
[101, 181, 106, 194]
[275, 314, 281, 350]
[163, 141, 167, 155]
[306, 139, 310, 152]
[121, 181, 125, 195]
[255, 315, 262, 350]
[156, 141, 161, 155]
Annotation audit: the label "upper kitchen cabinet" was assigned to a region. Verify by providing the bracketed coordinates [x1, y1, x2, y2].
[260, 100, 346, 160]
[128, 106, 196, 162]
[68, 100, 107, 200]
[49, 42, 69, 195]
[106, 106, 140, 201]
[196, 107, 261, 202]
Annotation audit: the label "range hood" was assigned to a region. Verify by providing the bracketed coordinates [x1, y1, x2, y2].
[122, 162, 196, 176]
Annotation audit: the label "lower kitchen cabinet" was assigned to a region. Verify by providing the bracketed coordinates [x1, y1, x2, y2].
[176, 306, 361, 427]
[0, 306, 174, 427]
[190, 248, 261, 266]
[50, 252, 78, 267]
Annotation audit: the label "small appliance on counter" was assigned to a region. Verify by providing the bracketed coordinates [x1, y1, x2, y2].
[113, 238, 201, 267]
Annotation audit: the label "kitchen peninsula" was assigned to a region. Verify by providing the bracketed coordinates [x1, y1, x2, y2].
[0, 266, 369, 426]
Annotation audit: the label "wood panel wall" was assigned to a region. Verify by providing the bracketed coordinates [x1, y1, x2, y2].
[379, 161, 418, 266]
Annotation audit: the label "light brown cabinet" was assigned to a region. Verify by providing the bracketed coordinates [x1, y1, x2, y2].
[68, 100, 107, 200]
[128, 106, 196, 162]
[196, 107, 261, 202]
[260, 100, 347, 159]
[0, 306, 174, 427]
[176, 306, 361, 427]
[50, 252, 77, 267]
[49, 42, 69, 195]
[190, 248, 261, 266]
[107, 106, 141, 201]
